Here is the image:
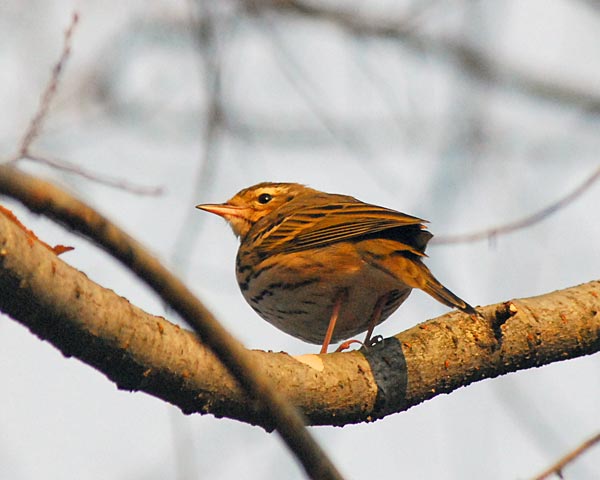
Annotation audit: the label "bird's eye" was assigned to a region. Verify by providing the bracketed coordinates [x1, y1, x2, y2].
[258, 193, 272, 204]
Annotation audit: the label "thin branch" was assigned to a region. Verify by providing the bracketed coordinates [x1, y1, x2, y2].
[21, 153, 163, 196]
[0, 201, 599, 427]
[170, 1, 227, 270]
[6, 12, 162, 197]
[433, 165, 600, 244]
[256, 0, 600, 112]
[574, 0, 600, 13]
[532, 433, 600, 480]
[16, 12, 79, 157]
[0, 165, 343, 480]
[249, 9, 405, 195]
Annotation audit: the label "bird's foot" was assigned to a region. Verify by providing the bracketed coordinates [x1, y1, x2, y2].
[335, 335, 385, 352]
[365, 335, 384, 349]
[335, 339, 364, 352]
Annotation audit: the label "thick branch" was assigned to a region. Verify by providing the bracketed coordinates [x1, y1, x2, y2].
[0, 166, 342, 480]
[1, 206, 598, 427]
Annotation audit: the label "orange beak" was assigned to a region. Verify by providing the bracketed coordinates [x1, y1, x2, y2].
[196, 203, 247, 220]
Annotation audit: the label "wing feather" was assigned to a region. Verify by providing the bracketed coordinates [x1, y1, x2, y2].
[255, 201, 429, 254]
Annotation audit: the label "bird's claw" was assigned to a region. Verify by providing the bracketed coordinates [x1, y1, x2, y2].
[335, 335, 384, 352]
[335, 339, 364, 352]
[366, 335, 384, 349]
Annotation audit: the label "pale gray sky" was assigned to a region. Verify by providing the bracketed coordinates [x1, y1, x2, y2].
[1, 1, 599, 479]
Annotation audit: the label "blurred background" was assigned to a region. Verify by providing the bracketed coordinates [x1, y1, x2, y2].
[1, 1, 599, 478]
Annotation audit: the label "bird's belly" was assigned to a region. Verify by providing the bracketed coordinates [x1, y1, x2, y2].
[237, 245, 411, 344]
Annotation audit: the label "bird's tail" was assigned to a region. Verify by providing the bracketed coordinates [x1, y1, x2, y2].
[421, 273, 477, 315]
[369, 249, 478, 316]
[393, 256, 477, 315]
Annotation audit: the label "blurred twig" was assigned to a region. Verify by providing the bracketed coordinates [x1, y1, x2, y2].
[249, 7, 408, 194]
[532, 432, 600, 480]
[21, 153, 163, 195]
[5, 11, 162, 196]
[257, 0, 600, 112]
[171, 1, 228, 271]
[434, 165, 600, 244]
[575, 0, 600, 12]
[16, 12, 79, 156]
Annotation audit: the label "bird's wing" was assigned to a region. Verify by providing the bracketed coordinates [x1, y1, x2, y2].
[255, 201, 430, 255]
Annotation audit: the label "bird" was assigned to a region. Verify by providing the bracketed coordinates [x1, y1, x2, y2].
[197, 182, 477, 354]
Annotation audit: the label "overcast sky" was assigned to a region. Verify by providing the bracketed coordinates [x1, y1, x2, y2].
[1, 1, 600, 479]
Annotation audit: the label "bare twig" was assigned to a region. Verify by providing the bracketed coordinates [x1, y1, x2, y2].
[7, 11, 162, 197]
[0, 165, 343, 480]
[249, 9, 406, 195]
[170, 1, 226, 269]
[532, 432, 600, 480]
[434, 165, 600, 244]
[574, 0, 600, 13]
[21, 153, 163, 196]
[256, 0, 600, 112]
[16, 12, 79, 157]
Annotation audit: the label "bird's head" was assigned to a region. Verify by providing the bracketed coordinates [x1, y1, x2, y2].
[196, 182, 313, 238]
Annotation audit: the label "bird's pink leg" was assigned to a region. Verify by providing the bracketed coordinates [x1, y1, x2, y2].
[320, 293, 345, 354]
[363, 293, 390, 346]
[335, 293, 391, 352]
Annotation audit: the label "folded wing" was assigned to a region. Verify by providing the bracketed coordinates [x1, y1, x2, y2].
[255, 200, 432, 255]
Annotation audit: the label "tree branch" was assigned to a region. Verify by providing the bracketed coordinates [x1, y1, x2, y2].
[6, 12, 162, 196]
[533, 432, 600, 480]
[0, 165, 343, 480]
[18, 153, 163, 195]
[434, 165, 600, 244]
[254, 0, 600, 112]
[1, 178, 598, 428]
[16, 12, 79, 157]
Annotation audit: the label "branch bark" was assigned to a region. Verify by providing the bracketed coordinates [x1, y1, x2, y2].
[0, 165, 343, 480]
[1, 191, 598, 428]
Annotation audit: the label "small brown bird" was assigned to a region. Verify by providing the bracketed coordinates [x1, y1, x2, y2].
[197, 183, 476, 353]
